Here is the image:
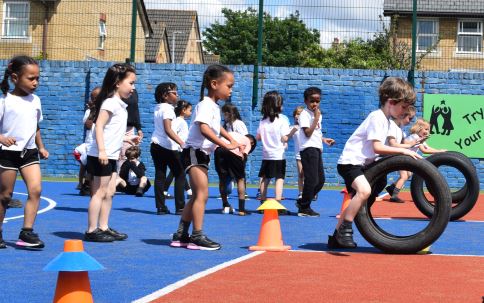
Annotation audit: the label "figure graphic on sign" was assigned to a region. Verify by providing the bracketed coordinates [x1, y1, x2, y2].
[440, 100, 453, 135]
[429, 103, 442, 134]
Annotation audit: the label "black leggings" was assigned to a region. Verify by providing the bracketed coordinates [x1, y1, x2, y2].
[150, 143, 186, 211]
[300, 147, 325, 208]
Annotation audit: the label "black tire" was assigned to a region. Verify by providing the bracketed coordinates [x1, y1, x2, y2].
[410, 152, 479, 221]
[354, 155, 451, 254]
[443, 151, 476, 202]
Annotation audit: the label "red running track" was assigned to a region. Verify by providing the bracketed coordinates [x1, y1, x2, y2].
[151, 251, 484, 303]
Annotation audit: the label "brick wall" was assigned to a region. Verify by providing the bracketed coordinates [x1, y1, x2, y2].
[0, 60, 482, 190]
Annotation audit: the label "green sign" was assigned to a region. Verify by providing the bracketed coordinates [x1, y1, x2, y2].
[423, 94, 483, 158]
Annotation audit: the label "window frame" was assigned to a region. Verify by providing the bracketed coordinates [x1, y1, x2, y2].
[416, 18, 439, 53]
[456, 19, 483, 54]
[97, 20, 107, 50]
[1, 0, 30, 39]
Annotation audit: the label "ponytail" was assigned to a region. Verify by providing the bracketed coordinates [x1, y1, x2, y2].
[1, 69, 10, 95]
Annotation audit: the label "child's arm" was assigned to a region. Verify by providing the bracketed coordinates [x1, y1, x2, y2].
[419, 143, 446, 154]
[302, 108, 321, 138]
[219, 127, 240, 150]
[286, 126, 299, 139]
[373, 140, 422, 159]
[95, 109, 110, 165]
[129, 161, 145, 178]
[35, 125, 49, 159]
[163, 119, 184, 148]
[387, 136, 414, 149]
[200, 123, 239, 150]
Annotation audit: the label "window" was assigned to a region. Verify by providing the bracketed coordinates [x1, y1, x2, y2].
[98, 20, 107, 50]
[2, 1, 30, 38]
[457, 20, 482, 53]
[417, 19, 439, 52]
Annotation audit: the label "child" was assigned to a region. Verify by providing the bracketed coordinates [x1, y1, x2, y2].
[150, 83, 186, 215]
[85, 63, 139, 242]
[386, 117, 446, 202]
[0, 55, 49, 249]
[75, 87, 100, 196]
[331, 77, 421, 249]
[164, 100, 193, 201]
[116, 145, 151, 196]
[256, 91, 292, 208]
[220, 103, 248, 202]
[291, 106, 305, 200]
[215, 133, 256, 215]
[170, 64, 238, 251]
[296, 87, 335, 217]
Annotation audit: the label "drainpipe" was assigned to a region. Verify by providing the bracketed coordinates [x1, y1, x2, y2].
[41, 1, 49, 60]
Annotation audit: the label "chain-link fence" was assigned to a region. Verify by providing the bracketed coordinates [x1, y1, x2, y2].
[1, 0, 484, 72]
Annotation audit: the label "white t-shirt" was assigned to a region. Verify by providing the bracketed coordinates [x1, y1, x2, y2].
[0, 93, 43, 151]
[292, 125, 301, 160]
[172, 116, 189, 151]
[225, 119, 248, 135]
[151, 103, 179, 150]
[257, 116, 291, 160]
[87, 96, 128, 160]
[298, 108, 323, 151]
[338, 109, 391, 166]
[386, 119, 404, 146]
[185, 96, 221, 155]
[83, 109, 94, 145]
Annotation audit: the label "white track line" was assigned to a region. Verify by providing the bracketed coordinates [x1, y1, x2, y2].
[132, 251, 264, 303]
[3, 192, 57, 223]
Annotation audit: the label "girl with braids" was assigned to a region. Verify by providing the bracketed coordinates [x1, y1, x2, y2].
[0, 55, 49, 249]
[84, 63, 139, 242]
[170, 64, 238, 251]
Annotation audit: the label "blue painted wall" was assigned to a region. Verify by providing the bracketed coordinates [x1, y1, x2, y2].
[0, 60, 482, 189]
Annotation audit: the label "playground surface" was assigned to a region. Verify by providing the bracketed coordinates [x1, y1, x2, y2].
[1, 181, 483, 303]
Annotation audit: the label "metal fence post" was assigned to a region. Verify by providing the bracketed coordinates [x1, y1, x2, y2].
[130, 0, 137, 62]
[408, 0, 417, 86]
[252, 0, 264, 110]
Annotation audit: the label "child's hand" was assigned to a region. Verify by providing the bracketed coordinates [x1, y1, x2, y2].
[38, 147, 49, 159]
[0, 136, 16, 147]
[225, 141, 240, 150]
[98, 151, 108, 165]
[127, 135, 140, 146]
[314, 107, 321, 120]
[403, 149, 422, 160]
[323, 138, 335, 146]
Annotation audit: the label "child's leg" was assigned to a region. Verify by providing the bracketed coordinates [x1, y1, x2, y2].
[164, 170, 174, 193]
[236, 178, 246, 212]
[390, 171, 409, 202]
[337, 175, 371, 229]
[116, 177, 126, 189]
[19, 164, 42, 229]
[259, 177, 270, 200]
[218, 174, 230, 208]
[77, 164, 86, 189]
[139, 176, 148, 189]
[87, 175, 111, 232]
[0, 169, 17, 232]
[274, 178, 284, 201]
[296, 159, 304, 194]
[98, 172, 118, 230]
[182, 166, 208, 232]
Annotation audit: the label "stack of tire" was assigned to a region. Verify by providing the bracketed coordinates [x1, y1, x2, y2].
[353, 152, 479, 254]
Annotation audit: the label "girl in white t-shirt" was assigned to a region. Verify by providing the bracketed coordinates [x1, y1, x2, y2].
[170, 64, 238, 251]
[150, 83, 186, 215]
[291, 106, 305, 199]
[164, 100, 193, 200]
[0, 55, 49, 249]
[84, 63, 139, 243]
[256, 91, 292, 207]
[386, 116, 446, 202]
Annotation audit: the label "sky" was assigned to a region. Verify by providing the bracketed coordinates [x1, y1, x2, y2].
[145, 0, 388, 47]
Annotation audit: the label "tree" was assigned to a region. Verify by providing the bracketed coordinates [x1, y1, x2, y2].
[203, 8, 321, 66]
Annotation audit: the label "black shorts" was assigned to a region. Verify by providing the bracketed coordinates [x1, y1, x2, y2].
[0, 148, 40, 171]
[181, 147, 210, 173]
[214, 147, 246, 181]
[86, 156, 118, 177]
[258, 159, 286, 179]
[337, 164, 365, 196]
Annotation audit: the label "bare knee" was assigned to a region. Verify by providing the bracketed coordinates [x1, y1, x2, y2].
[28, 185, 42, 200]
[357, 187, 372, 200]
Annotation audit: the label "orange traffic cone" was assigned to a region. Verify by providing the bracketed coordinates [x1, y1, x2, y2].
[336, 188, 352, 219]
[44, 240, 104, 303]
[249, 199, 291, 252]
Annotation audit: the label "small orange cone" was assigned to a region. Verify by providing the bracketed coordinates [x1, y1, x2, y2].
[44, 240, 104, 303]
[249, 199, 291, 252]
[336, 188, 351, 219]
